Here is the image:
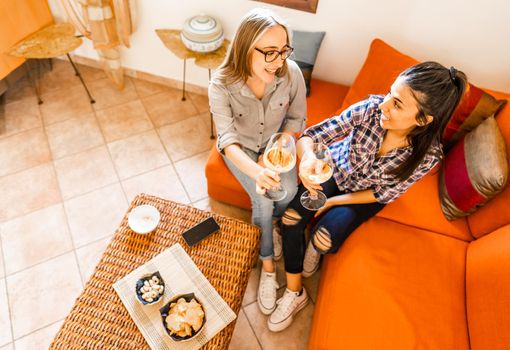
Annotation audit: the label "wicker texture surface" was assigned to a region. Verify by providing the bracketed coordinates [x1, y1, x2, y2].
[50, 194, 260, 349]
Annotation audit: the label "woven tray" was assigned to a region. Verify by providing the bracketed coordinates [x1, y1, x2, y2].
[50, 194, 260, 349]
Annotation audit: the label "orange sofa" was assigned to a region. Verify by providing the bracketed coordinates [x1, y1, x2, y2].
[205, 39, 510, 349]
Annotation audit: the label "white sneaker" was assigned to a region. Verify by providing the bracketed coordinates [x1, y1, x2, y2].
[268, 288, 309, 332]
[302, 241, 321, 278]
[273, 226, 283, 261]
[257, 271, 278, 315]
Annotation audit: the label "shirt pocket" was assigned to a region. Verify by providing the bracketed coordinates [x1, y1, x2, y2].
[233, 105, 250, 119]
[269, 95, 290, 121]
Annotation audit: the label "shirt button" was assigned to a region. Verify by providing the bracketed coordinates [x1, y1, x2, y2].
[260, 122, 264, 125]
[239, 113, 242, 116]
[259, 132, 262, 134]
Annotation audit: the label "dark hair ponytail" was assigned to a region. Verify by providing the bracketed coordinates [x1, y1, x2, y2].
[389, 61, 468, 181]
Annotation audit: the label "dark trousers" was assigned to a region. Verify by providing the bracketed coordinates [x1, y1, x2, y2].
[281, 177, 385, 274]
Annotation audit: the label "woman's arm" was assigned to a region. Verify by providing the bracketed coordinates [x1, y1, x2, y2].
[315, 190, 377, 217]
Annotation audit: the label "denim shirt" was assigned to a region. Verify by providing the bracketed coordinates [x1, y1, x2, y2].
[208, 59, 307, 153]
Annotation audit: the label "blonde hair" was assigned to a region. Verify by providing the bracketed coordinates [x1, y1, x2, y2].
[214, 8, 290, 85]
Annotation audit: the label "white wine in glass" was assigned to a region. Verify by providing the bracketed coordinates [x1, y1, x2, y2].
[259, 133, 296, 201]
[299, 143, 334, 210]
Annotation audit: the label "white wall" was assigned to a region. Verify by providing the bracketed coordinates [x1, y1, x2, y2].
[49, 0, 510, 92]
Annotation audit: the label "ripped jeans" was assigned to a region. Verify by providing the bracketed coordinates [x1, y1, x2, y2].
[281, 177, 385, 274]
[222, 149, 298, 260]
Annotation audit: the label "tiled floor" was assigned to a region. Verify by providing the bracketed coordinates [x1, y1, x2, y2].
[0, 59, 320, 349]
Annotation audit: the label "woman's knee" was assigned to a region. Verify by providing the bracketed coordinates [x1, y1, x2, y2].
[311, 226, 333, 254]
[281, 207, 302, 226]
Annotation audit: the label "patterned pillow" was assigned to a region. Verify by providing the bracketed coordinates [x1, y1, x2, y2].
[291, 30, 325, 96]
[439, 116, 508, 220]
[443, 84, 507, 150]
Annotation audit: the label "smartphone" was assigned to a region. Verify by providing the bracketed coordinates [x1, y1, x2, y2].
[182, 217, 220, 246]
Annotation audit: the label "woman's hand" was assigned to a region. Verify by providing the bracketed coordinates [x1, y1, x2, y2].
[255, 167, 281, 193]
[314, 197, 338, 217]
[298, 158, 325, 195]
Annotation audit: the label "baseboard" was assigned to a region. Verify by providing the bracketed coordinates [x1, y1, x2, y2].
[68, 55, 208, 96]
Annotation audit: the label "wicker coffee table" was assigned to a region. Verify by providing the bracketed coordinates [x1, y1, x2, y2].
[50, 194, 260, 349]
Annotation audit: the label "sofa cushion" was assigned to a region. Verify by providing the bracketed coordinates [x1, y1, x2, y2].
[467, 90, 510, 237]
[466, 224, 510, 350]
[308, 217, 469, 350]
[440, 116, 508, 221]
[338, 39, 507, 150]
[291, 30, 325, 96]
[443, 84, 507, 150]
[338, 38, 418, 112]
[377, 169, 473, 241]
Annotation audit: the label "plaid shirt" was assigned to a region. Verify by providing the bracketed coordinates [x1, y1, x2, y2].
[302, 95, 441, 203]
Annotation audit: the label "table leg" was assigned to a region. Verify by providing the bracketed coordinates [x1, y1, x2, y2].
[25, 60, 43, 105]
[182, 59, 186, 101]
[208, 68, 215, 139]
[67, 53, 95, 104]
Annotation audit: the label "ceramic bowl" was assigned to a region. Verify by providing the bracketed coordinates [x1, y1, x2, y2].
[160, 293, 206, 341]
[128, 204, 160, 234]
[135, 271, 165, 305]
[181, 14, 224, 53]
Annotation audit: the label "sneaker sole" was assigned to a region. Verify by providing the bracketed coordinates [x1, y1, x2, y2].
[257, 295, 276, 315]
[267, 297, 309, 332]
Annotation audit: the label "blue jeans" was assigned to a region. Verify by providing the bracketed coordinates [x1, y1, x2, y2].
[281, 177, 385, 273]
[222, 149, 298, 260]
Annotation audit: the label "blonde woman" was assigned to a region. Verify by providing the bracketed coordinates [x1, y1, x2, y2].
[209, 8, 307, 315]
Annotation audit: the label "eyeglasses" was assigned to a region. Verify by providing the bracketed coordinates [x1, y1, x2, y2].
[255, 46, 294, 63]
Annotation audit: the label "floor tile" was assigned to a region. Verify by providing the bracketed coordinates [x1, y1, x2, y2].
[64, 183, 128, 248]
[7, 252, 82, 339]
[38, 58, 82, 94]
[242, 265, 259, 307]
[173, 151, 209, 202]
[228, 309, 262, 350]
[302, 269, 322, 304]
[76, 63, 107, 82]
[75, 237, 111, 285]
[132, 78, 168, 98]
[90, 77, 138, 111]
[54, 146, 118, 200]
[46, 113, 104, 159]
[0, 279, 12, 346]
[3, 77, 36, 105]
[0, 128, 52, 177]
[158, 114, 214, 162]
[107, 130, 170, 180]
[39, 85, 94, 125]
[142, 89, 198, 128]
[244, 298, 314, 350]
[0, 245, 4, 279]
[0, 98, 42, 139]
[14, 320, 63, 350]
[0, 204, 73, 275]
[193, 198, 251, 223]
[96, 100, 153, 143]
[121, 165, 189, 204]
[189, 92, 210, 114]
[0, 163, 61, 221]
[0, 342, 13, 350]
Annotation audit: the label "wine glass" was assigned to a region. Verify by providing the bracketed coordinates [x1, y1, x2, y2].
[257, 133, 296, 201]
[299, 143, 334, 210]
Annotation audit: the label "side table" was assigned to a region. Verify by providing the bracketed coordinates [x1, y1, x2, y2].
[7, 23, 95, 105]
[155, 29, 229, 139]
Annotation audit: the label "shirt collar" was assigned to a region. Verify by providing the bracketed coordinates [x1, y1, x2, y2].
[233, 75, 285, 98]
